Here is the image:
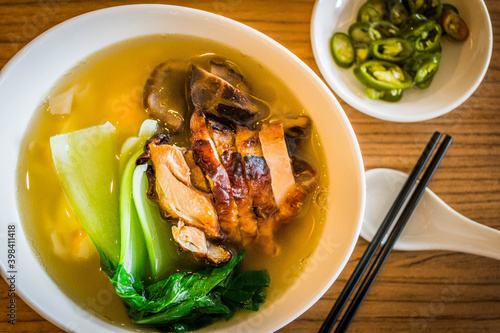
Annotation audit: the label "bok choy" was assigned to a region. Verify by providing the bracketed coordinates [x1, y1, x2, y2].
[133, 163, 181, 281]
[50, 122, 120, 273]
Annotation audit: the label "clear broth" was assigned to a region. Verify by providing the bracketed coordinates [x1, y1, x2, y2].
[17, 34, 328, 327]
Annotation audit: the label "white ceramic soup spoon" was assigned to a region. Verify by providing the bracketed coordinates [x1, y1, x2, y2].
[361, 168, 500, 260]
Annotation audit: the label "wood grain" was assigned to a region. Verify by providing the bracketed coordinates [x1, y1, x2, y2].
[1, 0, 499, 332]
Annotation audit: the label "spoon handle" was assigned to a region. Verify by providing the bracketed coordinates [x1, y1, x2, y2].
[442, 212, 500, 261]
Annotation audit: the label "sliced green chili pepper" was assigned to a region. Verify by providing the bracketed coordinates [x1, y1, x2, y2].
[354, 60, 413, 90]
[438, 8, 469, 41]
[403, 20, 442, 52]
[330, 32, 356, 68]
[389, 0, 409, 26]
[380, 88, 404, 101]
[403, 55, 424, 77]
[404, 19, 432, 38]
[413, 52, 441, 89]
[329, 0, 469, 102]
[365, 87, 403, 102]
[370, 37, 414, 62]
[357, 3, 382, 23]
[414, 22, 442, 52]
[405, 13, 428, 27]
[406, 0, 425, 14]
[421, 0, 442, 20]
[367, 0, 389, 19]
[365, 87, 382, 100]
[369, 21, 400, 40]
[354, 42, 371, 64]
[349, 22, 372, 43]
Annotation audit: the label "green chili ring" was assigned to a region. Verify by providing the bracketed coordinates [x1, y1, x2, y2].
[368, 20, 400, 40]
[414, 23, 442, 52]
[365, 87, 403, 102]
[330, 32, 356, 68]
[349, 22, 371, 43]
[388, 0, 409, 26]
[414, 53, 441, 89]
[370, 37, 414, 62]
[354, 60, 413, 90]
[357, 3, 382, 23]
[354, 42, 371, 64]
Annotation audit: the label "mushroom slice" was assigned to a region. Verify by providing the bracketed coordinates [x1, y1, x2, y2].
[209, 60, 245, 88]
[190, 65, 261, 124]
[282, 115, 312, 139]
[281, 115, 313, 157]
[207, 119, 258, 246]
[149, 143, 222, 239]
[172, 222, 231, 264]
[144, 62, 189, 132]
[190, 110, 240, 242]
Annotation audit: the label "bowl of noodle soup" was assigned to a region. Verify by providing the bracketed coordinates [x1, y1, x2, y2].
[0, 5, 365, 332]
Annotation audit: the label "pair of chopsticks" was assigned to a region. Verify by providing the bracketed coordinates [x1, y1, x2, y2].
[319, 131, 453, 333]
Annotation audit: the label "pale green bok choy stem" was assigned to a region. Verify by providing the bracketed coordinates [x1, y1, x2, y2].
[133, 163, 180, 281]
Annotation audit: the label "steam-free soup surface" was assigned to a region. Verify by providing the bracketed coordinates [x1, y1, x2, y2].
[17, 34, 328, 327]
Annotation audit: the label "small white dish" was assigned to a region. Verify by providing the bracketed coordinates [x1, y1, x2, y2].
[311, 0, 493, 122]
[0, 4, 365, 332]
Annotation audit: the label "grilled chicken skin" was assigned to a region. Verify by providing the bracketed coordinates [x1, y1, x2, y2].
[207, 119, 258, 246]
[190, 110, 240, 242]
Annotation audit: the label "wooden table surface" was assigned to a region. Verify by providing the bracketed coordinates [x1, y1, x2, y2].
[1, 0, 499, 332]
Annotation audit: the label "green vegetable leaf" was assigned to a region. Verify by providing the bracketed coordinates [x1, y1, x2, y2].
[111, 249, 269, 331]
[50, 122, 121, 273]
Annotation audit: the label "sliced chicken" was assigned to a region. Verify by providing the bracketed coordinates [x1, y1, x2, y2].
[190, 65, 261, 124]
[259, 123, 296, 207]
[235, 125, 278, 256]
[136, 132, 172, 166]
[190, 110, 240, 242]
[235, 125, 277, 219]
[182, 149, 211, 193]
[207, 119, 258, 246]
[148, 143, 221, 239]
[259, 119, 317, 226]
[172, 222, 231, 264]
[274, 157, 318, 225]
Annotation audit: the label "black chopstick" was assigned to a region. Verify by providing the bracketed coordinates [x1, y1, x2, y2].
[333, 134, 453, 332]
[318, 131, 443, 333]
[333, 134, 453, 333]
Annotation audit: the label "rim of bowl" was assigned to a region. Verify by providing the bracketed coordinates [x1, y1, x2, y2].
[0, 4, 366, 332]
[310, 0, 493, 122]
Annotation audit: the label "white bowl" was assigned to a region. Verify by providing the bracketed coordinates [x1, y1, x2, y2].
[311, 0, 493, 122]
[0, 5, 365, 332]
